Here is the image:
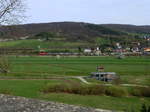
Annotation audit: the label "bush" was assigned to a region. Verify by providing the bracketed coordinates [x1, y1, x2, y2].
[140, 87, 150, 97]
[129, 87, 142, 97]
[0, 56, 10, 74]
[41, 82, 129, 97]
[87, 84, 105, 95]
[105, 86, 128, 97]
[130, 87, 150, 97]
[42, 81, 150, 98]
[0, 89, 12, 95]
[112, 77, 122, 85]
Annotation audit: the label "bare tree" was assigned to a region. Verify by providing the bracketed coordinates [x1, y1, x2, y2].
[0, 0, 26, 74]
[0, 0, 26, 25]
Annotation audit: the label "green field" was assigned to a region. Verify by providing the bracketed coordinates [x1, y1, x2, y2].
[0, 56, 150, 111]
[0, 79, 149, 112]
[0, 39, 92, 49]
[2, 56, 149, 85]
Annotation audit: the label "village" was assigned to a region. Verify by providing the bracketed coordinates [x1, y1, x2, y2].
[0, 43, 150, 56]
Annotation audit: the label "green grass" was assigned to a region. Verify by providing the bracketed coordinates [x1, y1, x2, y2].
[0, 80, 149, 112]
[0, 79, 68, 98]
[1, 56, 149, 85]
[0, 56, 149, 111]
[0, 39, 91, 49]
[41, 93, 150, 112]
[0, 80, 46, 97]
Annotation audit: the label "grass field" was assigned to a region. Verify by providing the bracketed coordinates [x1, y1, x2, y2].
[0, 79, 149, 112]
[0, 39, 92, 49]
[2, 56, 149, 85]
[0, 56, 149, 111]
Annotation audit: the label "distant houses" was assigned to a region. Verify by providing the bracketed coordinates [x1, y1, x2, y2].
[83, 47, 101, 56]
[37, 45, 150, 56]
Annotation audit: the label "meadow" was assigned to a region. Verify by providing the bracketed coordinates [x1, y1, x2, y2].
[0, 79, 149, 112]
[0, 56, 149, 111]
[3, 56, 149, 86]
[0, 39, 92, 49]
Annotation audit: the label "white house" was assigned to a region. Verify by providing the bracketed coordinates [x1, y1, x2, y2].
[84, 49, 92, 54]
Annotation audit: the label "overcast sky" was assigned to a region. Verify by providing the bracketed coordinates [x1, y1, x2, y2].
[25, 0, 150, 25]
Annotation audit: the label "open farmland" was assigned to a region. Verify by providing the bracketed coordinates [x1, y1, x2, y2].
[0, 79, 149, 112]
[0, 39, 92, 49]
[2, 56, 149, 86]
[0, 56, 149, 112]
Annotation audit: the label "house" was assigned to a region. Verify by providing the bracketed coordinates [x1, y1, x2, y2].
[90, 72, 118, 82]
[143, 48, 150, 55]
[84, 49, 92, 53]
[84, 47, 102, 56]
[83, 49, 92, 55]
[144, 48, 150, 52]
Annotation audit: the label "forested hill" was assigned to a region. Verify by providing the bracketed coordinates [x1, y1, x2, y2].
[0, 22, 127, 40]
[101, 24, 150, 34]
[0, 22, 150, 42]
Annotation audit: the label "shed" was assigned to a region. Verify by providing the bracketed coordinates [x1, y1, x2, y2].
[90, 72, 117, 82]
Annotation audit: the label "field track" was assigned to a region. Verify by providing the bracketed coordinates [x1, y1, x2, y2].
[0, 76, 148, 88]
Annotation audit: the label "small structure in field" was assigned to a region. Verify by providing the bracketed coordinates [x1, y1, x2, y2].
[90, 72, 117, 82]
[90, 66, 118, 82]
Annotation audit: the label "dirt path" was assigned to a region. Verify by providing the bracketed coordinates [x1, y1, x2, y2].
[73, 76, 90, 84]
[0, 76, 149, 88]
[72, 77, 149, 87]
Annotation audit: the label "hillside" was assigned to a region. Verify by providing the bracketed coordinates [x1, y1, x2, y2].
[101, 24, 150, 34]
[0, 22, 127, 41]
[0, 22, 149, 49]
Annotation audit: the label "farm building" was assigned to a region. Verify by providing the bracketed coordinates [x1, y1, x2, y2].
[90, 72, 118, 82]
